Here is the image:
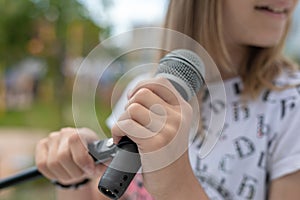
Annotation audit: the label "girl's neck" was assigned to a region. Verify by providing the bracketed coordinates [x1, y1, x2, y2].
[220, 42, 250, 81]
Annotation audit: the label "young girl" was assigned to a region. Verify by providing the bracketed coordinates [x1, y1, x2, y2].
[35, 0, 300, 199]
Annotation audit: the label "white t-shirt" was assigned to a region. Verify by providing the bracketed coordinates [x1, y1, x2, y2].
[106, 71, 300, 200]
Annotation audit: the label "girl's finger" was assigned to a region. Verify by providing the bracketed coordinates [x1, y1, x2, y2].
[68, 133, 96, 177]
[120, 103, 167, 133]
[57, 138, 85, 179]
[47, 132, 73, 181]
[125, 87, 168, 115]
[35, 138, 57, 180]
[128, 77, 183, 106]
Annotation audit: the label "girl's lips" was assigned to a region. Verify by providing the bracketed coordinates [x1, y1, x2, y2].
[255, 5, 288, 14]
[254, 1, 293, 16]
[254, 5, 289, 19]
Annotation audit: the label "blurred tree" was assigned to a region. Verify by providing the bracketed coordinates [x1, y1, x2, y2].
[0, 0, 110, 68]
[0, 0, 111, 124]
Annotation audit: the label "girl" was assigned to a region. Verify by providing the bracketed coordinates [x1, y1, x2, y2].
[35, 0, 300, 199]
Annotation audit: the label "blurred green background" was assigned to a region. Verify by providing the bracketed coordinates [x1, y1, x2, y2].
[0, 0, 168, 199]
[0, 0, 112, 130]
[0, 0, 113, 199]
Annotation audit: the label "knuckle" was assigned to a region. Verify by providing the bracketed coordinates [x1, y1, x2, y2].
[135, 79, 148, 89]
[112, 123, 124, 136]
[165, 123, 179, 136]
[173, 112, 182, 123]
[36, 138, 48, 148]
[60, 127, 74, 132]
[170, 125, 179, 135]
[36, 159, 47, 171]
[47, 160, 59, 169]
[73, 155, 88, 168]
[135, 88, 151, 99]
[49, 131, 60, 139]
[57, 150, 70, 162]
[127, 103, 141, 114]
[156, 136, 169, 149]
[156, 77, 169, 85]
[68, 133, 81, 144]
[111, 124, 118, 133]
[115, 119, 133, 134]
[121, 119, 133, 127]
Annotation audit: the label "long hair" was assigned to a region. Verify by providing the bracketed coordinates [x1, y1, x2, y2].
[163, 0, 298, 98]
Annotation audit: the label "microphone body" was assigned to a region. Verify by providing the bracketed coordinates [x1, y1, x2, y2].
[99, 49, 205, 199]
[98, 137, 140, 199]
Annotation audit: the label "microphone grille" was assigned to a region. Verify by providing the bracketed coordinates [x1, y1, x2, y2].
[157, 49, 205, 101]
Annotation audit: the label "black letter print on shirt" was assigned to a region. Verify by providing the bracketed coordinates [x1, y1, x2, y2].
[257, 115, 270, 138]
[232, 102, 250, 122]
[234, 137, 255, 159]
[280, 96, 296, 119]
[237, 175, 258, 199]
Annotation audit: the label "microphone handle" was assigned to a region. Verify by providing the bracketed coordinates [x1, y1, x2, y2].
[98, 136, 141, 199]
[0, 166, 42, 189]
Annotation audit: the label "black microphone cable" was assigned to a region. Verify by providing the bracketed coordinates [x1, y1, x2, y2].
[0, 138, 116, 189]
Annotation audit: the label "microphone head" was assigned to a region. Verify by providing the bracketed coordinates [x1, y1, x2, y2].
[156, 49, 205, 101]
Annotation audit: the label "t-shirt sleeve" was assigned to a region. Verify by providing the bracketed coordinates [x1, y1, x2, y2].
[269, 87, 300, 180]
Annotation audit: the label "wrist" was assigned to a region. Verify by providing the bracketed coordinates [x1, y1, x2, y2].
[52, 178, 90, 190]
[160, 173, 208, 200]
[147, 153, 208, 200]
[153, 171, 208, 200]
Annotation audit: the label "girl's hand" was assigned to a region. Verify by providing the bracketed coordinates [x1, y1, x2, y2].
[35, 127, 105, 185]
[111, 77, 198, 198]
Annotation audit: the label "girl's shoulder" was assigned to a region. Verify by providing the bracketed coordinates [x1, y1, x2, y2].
[262, 69, 300, 123]
[275, 69, 300, 86]
[263, 69, 300, 106]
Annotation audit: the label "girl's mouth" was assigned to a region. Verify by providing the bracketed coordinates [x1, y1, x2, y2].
[254, 5, 289, 18]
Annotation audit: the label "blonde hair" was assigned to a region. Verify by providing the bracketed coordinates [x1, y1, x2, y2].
[163, 0, 298, 98]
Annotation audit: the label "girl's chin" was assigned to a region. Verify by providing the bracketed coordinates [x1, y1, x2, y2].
[247, 40, 281, 48]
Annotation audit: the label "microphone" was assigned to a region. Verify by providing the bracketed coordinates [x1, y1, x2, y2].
[98, 49, 205, 199]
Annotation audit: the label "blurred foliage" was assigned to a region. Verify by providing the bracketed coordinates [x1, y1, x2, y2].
[0, 100, 61, 129]
[0, 0, 113, 130]
[0, 0, 113, 199]
[0, 97, 111, 133]
[0, 0, 109, 68]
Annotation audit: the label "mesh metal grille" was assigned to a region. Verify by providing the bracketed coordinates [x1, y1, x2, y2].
[171, 49, 205, 73]
[157, 49, 205, 98]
